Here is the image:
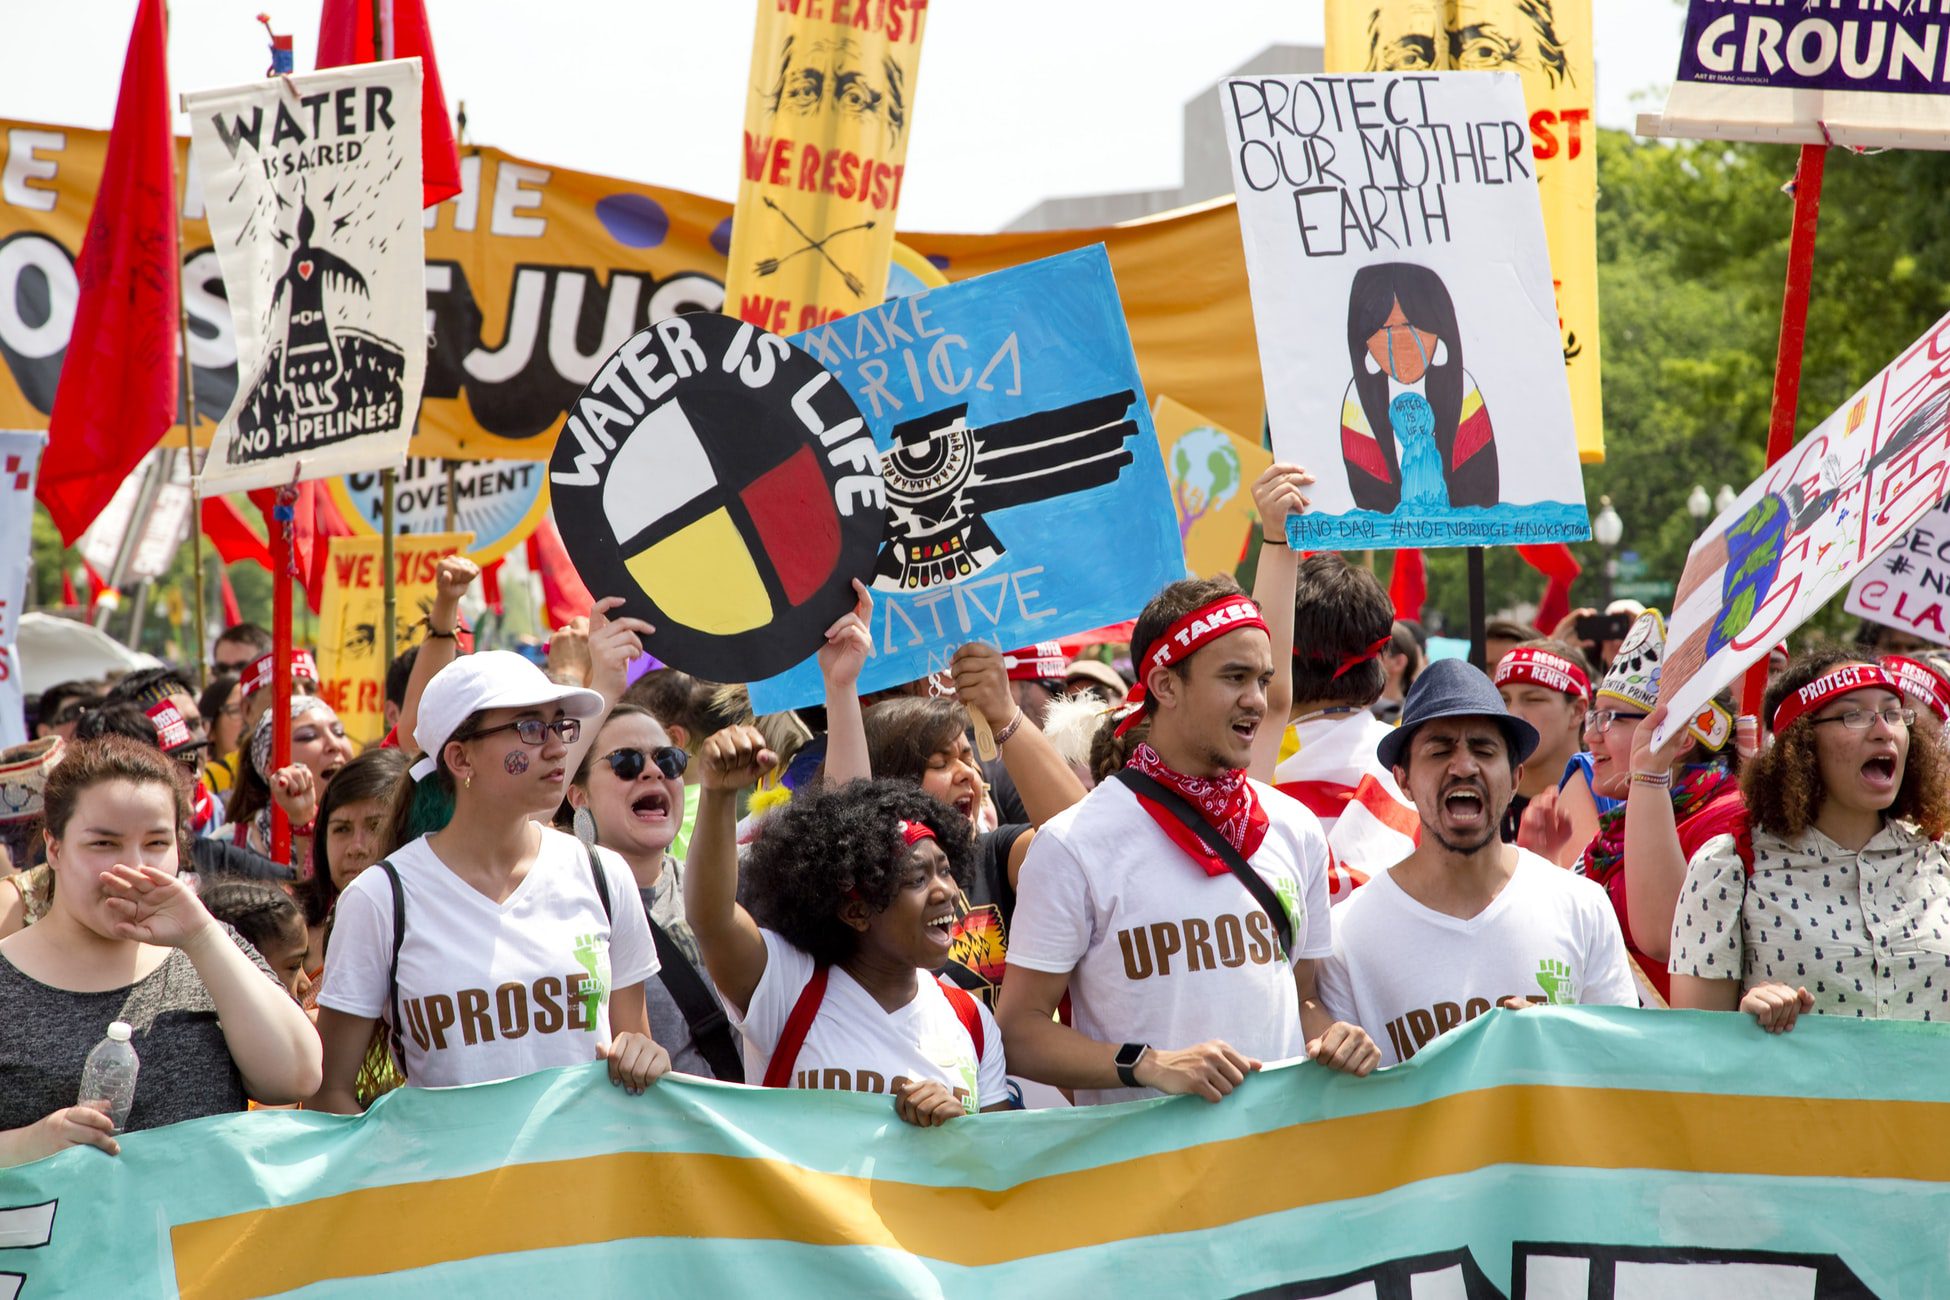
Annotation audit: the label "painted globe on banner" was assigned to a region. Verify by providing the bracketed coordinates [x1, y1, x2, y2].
[547, 312, 887, 682]
[1170, 425, 1243, 514]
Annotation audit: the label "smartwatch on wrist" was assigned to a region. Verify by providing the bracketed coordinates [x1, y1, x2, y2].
[1115, 1042, 1149, 1089]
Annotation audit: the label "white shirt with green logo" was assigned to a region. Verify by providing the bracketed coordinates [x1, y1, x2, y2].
[1316, 850, 1638, 1066]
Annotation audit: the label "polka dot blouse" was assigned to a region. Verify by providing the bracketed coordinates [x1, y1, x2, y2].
[1670, 821, 1950, 1021]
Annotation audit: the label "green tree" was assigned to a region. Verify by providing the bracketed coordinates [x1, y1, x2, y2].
[1417, 127, 1950, 647]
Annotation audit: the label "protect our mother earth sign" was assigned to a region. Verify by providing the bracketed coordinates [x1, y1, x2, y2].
[1222, 70, 1588, 552]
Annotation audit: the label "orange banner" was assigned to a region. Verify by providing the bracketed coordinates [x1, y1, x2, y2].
[0, 124, 1266, 464]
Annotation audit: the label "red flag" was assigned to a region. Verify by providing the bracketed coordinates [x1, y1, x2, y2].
[526, 516, 593, 631]
[316, 0, 462, 206]
[61, 569, 78, 609]
[37, 0, 176, 544]
[1389, 549, 1426, 622]
[1517, 544, 1583, 636]
[480, 558, 505, 616]
[202, 496, 274, 570]
[220, 570, 243, 627]
[248, 482, 356, 614]
[82, 559, 111, 615]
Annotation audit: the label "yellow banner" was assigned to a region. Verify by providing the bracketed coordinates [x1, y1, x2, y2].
[1324, 0, 1602, 463]
[0, 124, 1268, 463]
[1152, 395, 1273, 578]
[724, 0, 928, 332]
[315, 531, 471, 748]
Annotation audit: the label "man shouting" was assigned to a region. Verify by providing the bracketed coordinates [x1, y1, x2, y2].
[1318, 659, 1637, 1066]
[999, 571, 1380, 1106]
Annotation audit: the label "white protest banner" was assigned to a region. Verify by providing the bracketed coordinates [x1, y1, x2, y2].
[77, 452, 193, 582]
[1843, 495, 1950, 648]
[1654, 310, 1950, 747]
[0, 431, 45, 745]
[1222, 72, 1587, 552]
[1645, 0, 1950, 151]
[185, 59, 425, 493]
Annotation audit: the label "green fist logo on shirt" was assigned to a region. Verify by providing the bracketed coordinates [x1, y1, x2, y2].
[1535, 958, 1577, 1006]
[572, 933, 611, 1028]
[1271, 875, 1304, 962]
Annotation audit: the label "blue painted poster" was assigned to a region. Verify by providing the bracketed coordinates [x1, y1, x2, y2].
[1221, 72, 1589, 552]
[746, 245, 1181, 712]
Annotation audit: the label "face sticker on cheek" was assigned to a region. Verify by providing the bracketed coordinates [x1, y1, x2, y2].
[504, 750, 531, 776]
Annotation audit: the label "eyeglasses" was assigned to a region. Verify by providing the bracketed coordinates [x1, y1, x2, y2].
[600, 746, 688, 781]
[1811, 706, 1916, 731]
[1584, 709, 1647, 736]
[473, 717, 582, 747]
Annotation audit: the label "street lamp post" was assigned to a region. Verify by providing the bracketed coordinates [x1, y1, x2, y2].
[1715, 484, 1739, 515]
[1593, 494, 1624, 605]
[1687, 484, 1711, 523]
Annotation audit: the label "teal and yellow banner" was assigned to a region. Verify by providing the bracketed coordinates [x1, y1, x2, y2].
[3, 1010, 1944, 1296]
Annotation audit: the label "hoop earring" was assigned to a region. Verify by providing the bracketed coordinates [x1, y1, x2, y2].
[1430, 339, 1449, 367]
[572, 805, 597, 847]
[1363, 349, 1383, 375]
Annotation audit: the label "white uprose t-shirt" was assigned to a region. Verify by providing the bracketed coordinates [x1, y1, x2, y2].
[1317, 849, 1637, 1066]
[1006, 778, 1333, 1106]
[318, 826, 657, 1087]
[731, 929, 1007, 1112]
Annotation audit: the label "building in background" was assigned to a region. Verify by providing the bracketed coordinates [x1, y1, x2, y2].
[1006, 44, 1323, 232]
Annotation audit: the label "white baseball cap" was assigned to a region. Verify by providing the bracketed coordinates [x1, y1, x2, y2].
[409, 651, 606, 782]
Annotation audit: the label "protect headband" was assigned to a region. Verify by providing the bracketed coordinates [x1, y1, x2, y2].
[1116, 596, 1269, 736]
[897, 819, 937, 847]
[1771, 663, 1896, 736]
[1494, 648, 1590, 702]
[1882, 655, 1950, 725]
[144, 699, 194, 751]
[244, 648, 319, 698]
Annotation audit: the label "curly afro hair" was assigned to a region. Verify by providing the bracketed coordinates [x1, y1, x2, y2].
[1745, 647, 1950, 840]
[742, 779, 974, 967]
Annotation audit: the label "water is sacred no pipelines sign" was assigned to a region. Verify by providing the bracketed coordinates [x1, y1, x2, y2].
[548, 312, 886, 681]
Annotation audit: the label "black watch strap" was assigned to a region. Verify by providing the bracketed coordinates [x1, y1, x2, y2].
[1115, 1042, 1148, 1089]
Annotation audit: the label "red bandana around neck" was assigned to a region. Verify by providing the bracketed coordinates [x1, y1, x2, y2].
[1126, 742, 1269, 877]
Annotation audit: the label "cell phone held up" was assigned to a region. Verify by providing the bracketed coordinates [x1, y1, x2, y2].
[1575, 613, 1634, 648]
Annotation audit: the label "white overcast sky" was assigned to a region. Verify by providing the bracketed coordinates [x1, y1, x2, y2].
[2, 1, 1688, 232]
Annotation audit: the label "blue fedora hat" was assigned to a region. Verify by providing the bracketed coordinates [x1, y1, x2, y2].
[1375, 658, 1541, 771]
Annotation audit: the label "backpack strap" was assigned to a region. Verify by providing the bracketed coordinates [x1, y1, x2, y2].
[648, 916, 745, 1083]
[762, 965, 829, 1089]
[580, 838, 614, 925]
[378, 859, 407, 1082]
[936, 977, 985, 1061]
[1110, 769, 1296, 961]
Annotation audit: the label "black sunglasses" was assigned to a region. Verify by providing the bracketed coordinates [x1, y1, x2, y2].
[601, 746, 688, 781]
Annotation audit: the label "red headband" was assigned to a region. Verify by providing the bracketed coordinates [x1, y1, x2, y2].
[1329, 635, 1393, 681]
[244, 649, 319, 698]
[1494, 647, 1591, 702]
[1116, 596, 1270, 735]
[1882, 656, 1950, 725]
[897, 819, 936, 847]
[144, 699, 193, 751]
[1771, 663, 1896, 735]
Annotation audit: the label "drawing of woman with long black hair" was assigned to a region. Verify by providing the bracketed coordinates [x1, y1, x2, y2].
[1340, 262, 1498, 513]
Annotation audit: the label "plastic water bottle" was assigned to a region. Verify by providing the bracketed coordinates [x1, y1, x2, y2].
[78, 1022, 139, 1131]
